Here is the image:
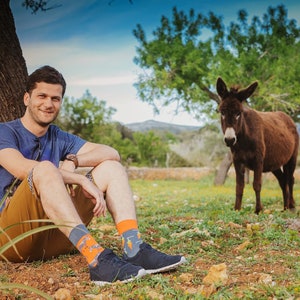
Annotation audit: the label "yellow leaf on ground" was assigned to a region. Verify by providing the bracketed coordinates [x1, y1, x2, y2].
[234, 240, 251, 252]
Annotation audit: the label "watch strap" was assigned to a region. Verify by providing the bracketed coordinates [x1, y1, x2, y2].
[65, 154, 79, 168]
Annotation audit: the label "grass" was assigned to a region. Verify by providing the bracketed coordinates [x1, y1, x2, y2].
[85, 175, 300, 299]
[1, 174, 300, 299]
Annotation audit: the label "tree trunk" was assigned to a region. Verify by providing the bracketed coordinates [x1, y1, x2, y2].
[244, 168, 250, 184]
[0, 0, 27, 121]
[214, 151, 233, 185]
[214, 151, 252, 185]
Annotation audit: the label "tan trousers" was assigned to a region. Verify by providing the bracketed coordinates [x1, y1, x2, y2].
[0, 176, 94, 262]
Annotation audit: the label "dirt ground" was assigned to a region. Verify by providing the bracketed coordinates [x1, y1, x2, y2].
[1, 248, 299, 299]
[0, 255, 89, 299]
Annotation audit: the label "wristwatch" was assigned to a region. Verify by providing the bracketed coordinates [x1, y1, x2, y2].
[65, 154, 79, 168]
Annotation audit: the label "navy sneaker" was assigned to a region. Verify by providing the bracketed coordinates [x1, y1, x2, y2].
[89, 249, 147, 286]
[123, 242, 187, 274]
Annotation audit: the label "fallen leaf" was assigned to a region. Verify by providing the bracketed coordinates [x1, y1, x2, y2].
[286, 219, 300, 231]
[228, 221, 243, 229]
[258, 273, 273, 285]
[234, 240, 251, 252]
[179, 272, 194, 283]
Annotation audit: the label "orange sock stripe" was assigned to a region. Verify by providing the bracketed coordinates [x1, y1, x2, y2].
[77, 234, 104, 265]
[116, 219, 138, 235]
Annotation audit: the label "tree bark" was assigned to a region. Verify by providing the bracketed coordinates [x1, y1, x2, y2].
[214, 151, 233, 185]
[214, 151, 252, 185]
[0, 0, 27, 121]
[244, 168, 250, 184]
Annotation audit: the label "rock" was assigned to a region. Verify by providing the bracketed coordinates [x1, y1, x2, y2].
[48, 277, 55, 284]
[54, 288, 72, 300]
[133, 194, 141, 201]
[202, 263, 228, 286]
[200, 284, 217, 297]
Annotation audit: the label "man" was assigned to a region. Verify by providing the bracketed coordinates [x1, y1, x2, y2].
[0, 66, 186, 285]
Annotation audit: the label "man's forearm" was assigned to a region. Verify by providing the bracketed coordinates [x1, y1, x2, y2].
[76, 143, 121, 167]
[59, 168, 88, 185]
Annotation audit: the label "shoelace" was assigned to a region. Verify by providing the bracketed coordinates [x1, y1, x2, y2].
[102, 251, 129, 268]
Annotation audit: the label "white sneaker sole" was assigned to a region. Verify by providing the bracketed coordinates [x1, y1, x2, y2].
[145, 256, 187, 274]
[92, 268, 147, 286]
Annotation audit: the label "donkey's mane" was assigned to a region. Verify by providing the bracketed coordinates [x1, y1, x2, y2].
[229, 85, 240, 95]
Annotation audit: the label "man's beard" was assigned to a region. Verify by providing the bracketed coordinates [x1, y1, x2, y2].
[37, 120, 52, 127]
[29, 107, 58, 127]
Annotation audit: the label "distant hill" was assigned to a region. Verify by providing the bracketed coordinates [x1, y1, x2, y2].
[125, 119, 200, 134]
[125, 119, 226, 167]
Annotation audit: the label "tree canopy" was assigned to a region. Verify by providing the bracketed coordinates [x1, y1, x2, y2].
[55, 92, 177, 167]
[133, 5, 300, 122]
[22, 0, 61, 13]
[55, 91, 116, 141]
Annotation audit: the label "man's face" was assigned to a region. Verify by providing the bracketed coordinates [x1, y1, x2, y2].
[24, 82, 63, 127]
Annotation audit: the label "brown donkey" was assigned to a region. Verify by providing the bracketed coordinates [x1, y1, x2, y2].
[216, 77, 299, 214]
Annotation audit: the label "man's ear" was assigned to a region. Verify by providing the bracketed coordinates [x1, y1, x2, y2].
[23, 92, 30, 106]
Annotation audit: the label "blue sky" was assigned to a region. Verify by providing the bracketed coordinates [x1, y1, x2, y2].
[10, 0, 300, 126]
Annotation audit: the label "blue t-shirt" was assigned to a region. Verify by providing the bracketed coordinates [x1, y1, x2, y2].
[0, 119, 86, 211]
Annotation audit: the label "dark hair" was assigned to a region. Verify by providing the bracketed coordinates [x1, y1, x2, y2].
[26, 65, 66, 97]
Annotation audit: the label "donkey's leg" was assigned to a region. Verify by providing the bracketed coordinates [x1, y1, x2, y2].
[253, 167, 263, 214]
[272, 169, 288, 210]
[283, 155, 297, 210]
[233, 161, 245, 211]
[287, 174, 296, 210]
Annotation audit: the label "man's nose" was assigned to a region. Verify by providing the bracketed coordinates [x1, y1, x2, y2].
[44, 97, 54, 106]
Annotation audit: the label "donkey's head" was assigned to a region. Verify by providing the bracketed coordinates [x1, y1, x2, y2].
[216, 77, 258, 147]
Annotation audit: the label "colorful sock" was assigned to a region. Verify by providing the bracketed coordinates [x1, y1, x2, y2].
[69, 224, 104, 267]
[116, 219, 143, 258]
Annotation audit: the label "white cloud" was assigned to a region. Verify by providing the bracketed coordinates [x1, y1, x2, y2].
[71, 74, 135, 86]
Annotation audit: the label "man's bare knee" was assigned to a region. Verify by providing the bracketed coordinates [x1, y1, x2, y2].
[93, 160, 126, 178]
[32, 161, 62, 189]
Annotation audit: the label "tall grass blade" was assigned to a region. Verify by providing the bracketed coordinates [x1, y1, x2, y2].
[0, 283, 53, 299]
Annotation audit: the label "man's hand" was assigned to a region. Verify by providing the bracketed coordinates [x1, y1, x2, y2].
[81, 178, 107, 217]
[59, 164, 106, 217]
[60, 160, 76, 173]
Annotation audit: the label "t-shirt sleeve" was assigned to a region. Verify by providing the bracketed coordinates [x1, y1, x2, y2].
[0, 123, 19, 151]
[55, 127, 86, 158]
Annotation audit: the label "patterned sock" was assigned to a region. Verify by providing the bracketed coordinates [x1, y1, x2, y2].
[116, 219, 143, 258]
[69, 224, 104, 267]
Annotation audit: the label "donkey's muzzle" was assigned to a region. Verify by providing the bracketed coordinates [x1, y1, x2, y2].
[224, 127, 237, 147]
[224, 137, 237, 147]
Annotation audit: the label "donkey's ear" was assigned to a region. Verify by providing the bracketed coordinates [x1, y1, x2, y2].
[216, 77, 228, 98]
[237, 81, 258, 101]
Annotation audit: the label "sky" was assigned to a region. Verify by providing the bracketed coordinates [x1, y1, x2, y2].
[10, 0, 300, 126]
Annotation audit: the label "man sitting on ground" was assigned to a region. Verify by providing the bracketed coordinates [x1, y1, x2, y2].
[0, 65, 186, 285]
